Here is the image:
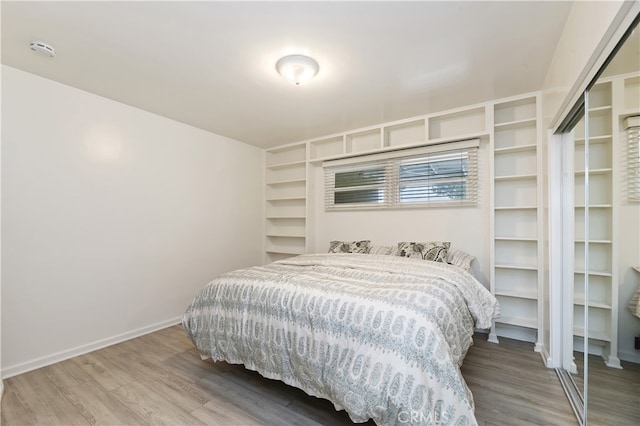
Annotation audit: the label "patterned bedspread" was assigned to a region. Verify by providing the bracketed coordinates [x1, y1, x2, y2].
[182, 253, 498, 425]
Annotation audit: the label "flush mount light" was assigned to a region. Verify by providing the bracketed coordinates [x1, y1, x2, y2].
[276, 54, 319, 86]
[30, 41, 56, 58]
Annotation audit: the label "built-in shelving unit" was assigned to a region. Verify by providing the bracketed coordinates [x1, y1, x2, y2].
[489, 94, 543, 348]
[265, 142, 308, 263]
[264, 103, 493, 262]
[264, 103, 492, 263]
[306, 105, 487, 163]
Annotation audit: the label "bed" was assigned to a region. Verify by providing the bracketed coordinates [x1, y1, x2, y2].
[182, 249, 498, 426]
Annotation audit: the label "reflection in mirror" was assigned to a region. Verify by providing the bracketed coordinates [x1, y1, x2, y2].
[573, 20, 640, 425]
[586, 20, 640, 425]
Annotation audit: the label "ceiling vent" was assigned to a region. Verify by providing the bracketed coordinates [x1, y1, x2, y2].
[30, 41, 55, 58]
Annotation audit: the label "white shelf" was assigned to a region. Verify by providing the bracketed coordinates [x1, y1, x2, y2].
[495, 289, 538, 300]
[384, 119, 426, 148]
[494, 174, 537, 182]
[428, 107, 486, 140]
[494, 144, 537, 154]
[574, 168, 612, 176]
[266, 216, 305, 240]
[266, 249, 305, 255]
[573, 299, 612, 309]
[494, 206, 537, 211]
[426, 131, 488, 146]
[309, 133, 484, 164]
[266, 160, 306, 170]
[494, 236, 538, 242]
[588, 105, 612, 113]
[495, 264, 538, 271]
[266, 235, 306, 256]
[574, 135, 612, 145]
[346, 128, 382, 153]
[574, 204, 613, 209]
[310, 136, 344, 160]
[266, 232, 306, 238]
[493, 117, 537, 129]
[266, 196, 305, 202]
[266, 178, 306, 186]
[496, 315, 537, 329]
[573, 327, 611, 342]
[574, 270, 612, 277]
[493, 96, 537, 124]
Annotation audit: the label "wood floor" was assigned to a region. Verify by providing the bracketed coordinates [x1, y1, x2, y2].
[572, 352, 640, 425]
[1, 325, 578, 426]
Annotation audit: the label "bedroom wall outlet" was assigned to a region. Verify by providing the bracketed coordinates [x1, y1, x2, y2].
[635, 335, 640, 350]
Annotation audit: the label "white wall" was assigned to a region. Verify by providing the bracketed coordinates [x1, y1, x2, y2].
[309, 140, 492, 288]
[1, 66, 264, 377]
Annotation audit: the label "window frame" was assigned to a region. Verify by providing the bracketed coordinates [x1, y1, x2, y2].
[324, 139, 479, 210]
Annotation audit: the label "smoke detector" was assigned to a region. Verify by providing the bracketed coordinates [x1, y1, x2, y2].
[30, 41, 56, 58]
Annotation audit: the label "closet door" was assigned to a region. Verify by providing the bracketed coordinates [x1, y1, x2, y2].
[584, 25, 640, 425]
[558, 22, 640, 425]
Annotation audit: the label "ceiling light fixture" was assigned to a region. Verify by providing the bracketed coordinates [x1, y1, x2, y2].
[30, 41, 56, 58]
[276, 54, 319, 86]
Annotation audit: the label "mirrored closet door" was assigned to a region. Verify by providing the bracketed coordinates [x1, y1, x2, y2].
[562, 18, 639, 425]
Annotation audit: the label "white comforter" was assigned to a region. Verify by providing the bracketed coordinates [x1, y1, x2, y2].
[183, 253, 498, 425]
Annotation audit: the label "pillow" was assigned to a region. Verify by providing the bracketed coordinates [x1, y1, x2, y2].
[368, 245, 394, 255]
[328, 240, 371, 254]
[396, 241, 450, 263]
[448, 248, 476, 275]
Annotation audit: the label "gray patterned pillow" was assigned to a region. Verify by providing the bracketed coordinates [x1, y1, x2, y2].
[396, 241, 450, 263]
[328, 240, 371, 254]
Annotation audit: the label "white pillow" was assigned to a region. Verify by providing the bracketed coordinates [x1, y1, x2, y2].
[448, 248, 476, 275]
[368, 245, 394, 255]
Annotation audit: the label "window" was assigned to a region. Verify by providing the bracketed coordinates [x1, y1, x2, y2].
[398, 151, 472, 203]
[333, 166, 386, 205]
[324, 139, 479, 210]
[626, 115, 640, 202]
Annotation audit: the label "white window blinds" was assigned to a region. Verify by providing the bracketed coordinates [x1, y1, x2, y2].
[324, 139, 479, 210]
[626, 116, 640, 202]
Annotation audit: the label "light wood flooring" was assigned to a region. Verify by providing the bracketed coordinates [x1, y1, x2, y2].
[1, 325, 578, 425]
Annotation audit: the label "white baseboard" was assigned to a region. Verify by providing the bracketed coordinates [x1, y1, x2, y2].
[539, 345, 554, 368]
[2, 316, 182, 379]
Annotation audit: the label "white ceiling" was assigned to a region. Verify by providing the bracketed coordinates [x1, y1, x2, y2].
[1, 1, 573, 149]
